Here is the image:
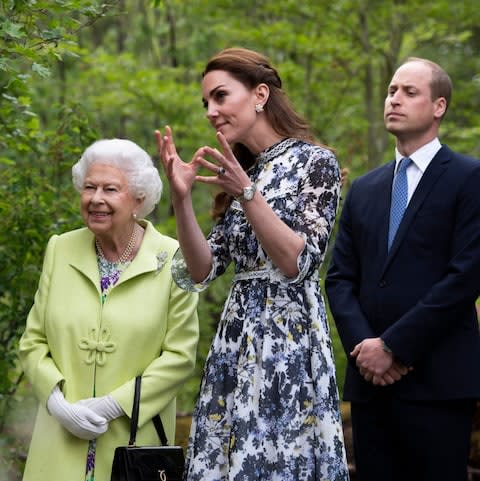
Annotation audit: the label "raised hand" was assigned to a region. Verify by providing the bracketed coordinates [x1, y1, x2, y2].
[194, 131, 253, 199]
[155, 126, 203, 202]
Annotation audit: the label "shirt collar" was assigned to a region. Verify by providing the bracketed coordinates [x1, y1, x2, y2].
[395, 138, 442, 173]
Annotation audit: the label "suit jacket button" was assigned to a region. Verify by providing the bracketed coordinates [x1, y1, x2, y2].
[379, 279, 387, 287]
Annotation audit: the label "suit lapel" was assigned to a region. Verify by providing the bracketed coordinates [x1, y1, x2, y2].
[381, 146, 451, 275]
[376, 161, 396, 260]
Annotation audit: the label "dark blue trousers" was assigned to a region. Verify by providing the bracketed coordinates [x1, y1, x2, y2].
[350, 394, 476, 481]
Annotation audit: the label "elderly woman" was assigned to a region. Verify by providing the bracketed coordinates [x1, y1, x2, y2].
[19, 138, 199, 481]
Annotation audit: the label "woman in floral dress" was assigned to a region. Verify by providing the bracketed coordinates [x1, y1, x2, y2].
[156, 47, 349, 481]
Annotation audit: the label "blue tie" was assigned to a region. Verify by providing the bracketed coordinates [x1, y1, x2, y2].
[388, 157, 411, 250]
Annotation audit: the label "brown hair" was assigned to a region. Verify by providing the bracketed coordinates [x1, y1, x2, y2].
[203, 47, 323, 219]
[404, 57, 452, 114]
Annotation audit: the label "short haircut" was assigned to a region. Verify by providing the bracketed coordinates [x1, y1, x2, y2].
[403, 57, 452, 112]
[72, 138, 162, 218]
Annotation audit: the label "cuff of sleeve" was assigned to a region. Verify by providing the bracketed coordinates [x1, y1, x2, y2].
[104, 395, 125, 419]
[171, 248, 211, 292]
[277, 233, 314, 285]
[381, 339, 393, 354]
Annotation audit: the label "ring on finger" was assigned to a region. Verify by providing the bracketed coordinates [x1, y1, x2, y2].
[217, 166, 226, 176]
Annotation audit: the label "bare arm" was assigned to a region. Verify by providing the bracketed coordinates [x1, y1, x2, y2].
[195, 132, 304, 278]
[241, 193, 304, 278]
[171, 196, 212, 283]
[155, 127, 212, 282]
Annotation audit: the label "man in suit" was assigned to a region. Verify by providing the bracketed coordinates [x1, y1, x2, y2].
[326, 57, 480, 481]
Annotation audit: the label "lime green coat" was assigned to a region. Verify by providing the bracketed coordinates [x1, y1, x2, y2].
[19, 220, 199, 481]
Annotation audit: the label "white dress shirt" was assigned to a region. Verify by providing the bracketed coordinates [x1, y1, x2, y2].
[394, 138, 442, 203]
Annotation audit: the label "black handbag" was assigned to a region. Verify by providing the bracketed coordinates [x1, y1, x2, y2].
[110, 376, 185, 481]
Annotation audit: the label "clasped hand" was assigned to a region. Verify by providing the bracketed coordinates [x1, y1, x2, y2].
[351, 337, 410, 386]
[47, 385, 107, 440]
[47, 386, 123, 440]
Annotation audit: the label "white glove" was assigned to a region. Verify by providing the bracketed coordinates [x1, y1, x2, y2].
[76, 395, 124, 422]
[47, 385, 108, 440]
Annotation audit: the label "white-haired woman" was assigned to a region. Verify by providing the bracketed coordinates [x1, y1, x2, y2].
[19, 138, 199, 481]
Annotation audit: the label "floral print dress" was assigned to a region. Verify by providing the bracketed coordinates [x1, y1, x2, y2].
[85, 255, 131, 481]
[173, 138, 349, 481]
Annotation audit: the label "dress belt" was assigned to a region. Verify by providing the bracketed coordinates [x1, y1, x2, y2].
[232, 268, 318, 283]
[233, 269, 271, 282]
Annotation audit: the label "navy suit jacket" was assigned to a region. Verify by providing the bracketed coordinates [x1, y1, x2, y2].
[326, 145, 480, 402]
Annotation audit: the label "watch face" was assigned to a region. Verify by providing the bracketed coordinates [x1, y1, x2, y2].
[237, 183, 256, 202]
[243, 186, 255, 200]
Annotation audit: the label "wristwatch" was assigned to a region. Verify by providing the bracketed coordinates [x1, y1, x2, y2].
[235, 183, 257, 202]
[381, 339, 393, 354]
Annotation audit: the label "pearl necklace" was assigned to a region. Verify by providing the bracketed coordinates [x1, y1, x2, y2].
[95, 225, 138, 264]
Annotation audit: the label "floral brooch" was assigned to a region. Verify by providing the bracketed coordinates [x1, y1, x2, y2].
[155, 251, 168, 275]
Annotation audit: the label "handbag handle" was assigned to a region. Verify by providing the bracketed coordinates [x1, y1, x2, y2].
[128, 376, 169, 447]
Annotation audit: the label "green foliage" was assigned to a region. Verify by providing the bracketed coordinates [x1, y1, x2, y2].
[0, 6, 103, 471]
[0, 104, 98, 403]
[0, 99, 98, 475]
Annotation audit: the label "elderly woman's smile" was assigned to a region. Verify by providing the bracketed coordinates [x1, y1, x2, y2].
[80, 163, 143, 260]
